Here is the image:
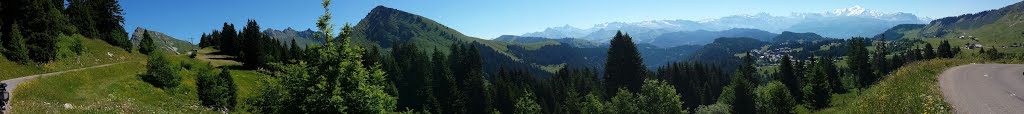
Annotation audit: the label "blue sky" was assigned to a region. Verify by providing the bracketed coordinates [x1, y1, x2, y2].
[121, 0, 1022, 42]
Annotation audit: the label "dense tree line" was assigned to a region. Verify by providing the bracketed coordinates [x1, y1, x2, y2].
[1, 0, 68, 63]
[198, 20, 298, 69]
[201, 0, 980, 113]
[238, 20, 694, 113]
[66, 0, 132, 50]
[0, 0, 129, 64]
[247, 1, 394, 113]
[654, 61, 728, 110]
[736, 37, 965, 112]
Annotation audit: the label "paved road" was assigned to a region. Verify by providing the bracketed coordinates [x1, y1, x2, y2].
[940, 64, 1024, 114]
[1, 61, 131, 113]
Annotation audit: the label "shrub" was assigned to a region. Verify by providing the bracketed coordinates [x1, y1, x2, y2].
[755, 81, 796, 114]
[142, 52, 180, 88]
[6, 24, 31, 64]
[197, 65, 237, 110]
[55, 34, 85, 59]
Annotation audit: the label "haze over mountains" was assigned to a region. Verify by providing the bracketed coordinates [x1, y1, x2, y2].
[521, 5, 929, 45]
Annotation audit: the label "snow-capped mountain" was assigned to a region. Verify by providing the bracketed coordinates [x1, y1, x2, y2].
[829, 5, 876, 16]
[522, 5, 928, 43]
[523, 20, 714, 43]
[521, 25, 593, 39]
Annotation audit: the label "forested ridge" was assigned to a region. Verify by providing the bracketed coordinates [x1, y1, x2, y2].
[4, 0, 1023, 113]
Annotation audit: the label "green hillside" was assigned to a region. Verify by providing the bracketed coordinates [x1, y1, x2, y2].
[0, 34, 146, 80]
[894, 1, 1024, 52]
[130, 27, 198, 55]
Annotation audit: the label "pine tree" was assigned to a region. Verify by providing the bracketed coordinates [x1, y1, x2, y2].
[821, 56, 843, 93]
[6, 24, 30, 64]
[3, 0, 68, 62]
[210, 30, 222, 48]
[92, 0, 131, 50]
[461, 44, 493, 114]
[138, 30, 156, 55]
[604, 31, 648, 95]
[737, 53, 757, 82]
[778, 54, 801, 102]
[199, 33, 209, 47]
[923, 43, 935, 59]
[724, 73, 756, 114]
[871, 38, 889, 80]
[938, 40, 952, 58]
[240, 19, 271, 68]
[289, 39, 302, 61]
[66, 0, 100, 38]
[254, 0, 397, 113]
[553, 66, 606, 113]
[803, 56, 833, 109]
[908, 46, 922, 61]
[219, 23, 237, 54]
[391, 42, 433, 111]
[846, 38, 872, 88]
[429, 48, 454, 114]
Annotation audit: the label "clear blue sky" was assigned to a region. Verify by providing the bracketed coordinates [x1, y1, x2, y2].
[121, 0, 1022, 42]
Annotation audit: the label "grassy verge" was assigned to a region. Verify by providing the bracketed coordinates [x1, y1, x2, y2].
[10, 47, 272, 113]
[229, 69, 269, 113]
[194, 47, 241, 67]
[0, 34, 144, 80]
[10, 61, 216, 113]
[811, 57, 1024, 113]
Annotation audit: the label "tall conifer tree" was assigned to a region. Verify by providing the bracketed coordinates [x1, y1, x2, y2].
[604, 31, 648, 95]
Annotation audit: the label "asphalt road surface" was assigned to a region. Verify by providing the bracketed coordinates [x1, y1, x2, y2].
[940, 64, 1024, 113]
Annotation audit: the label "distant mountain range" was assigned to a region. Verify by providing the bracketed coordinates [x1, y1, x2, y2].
[522, 5, 929, 42]
[493, 35, 601, 48]
[130, 27, 196, 55]
[263, 27, 323, 48]
[650, 28, 778, 47]
[883, 1, 1024, 49]
[343, 6, 712, 76]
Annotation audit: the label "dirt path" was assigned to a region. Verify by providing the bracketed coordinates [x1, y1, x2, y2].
[1, 61, 133, 113]
[939, 64, 1024, 114]
[194, 48, 241, 67]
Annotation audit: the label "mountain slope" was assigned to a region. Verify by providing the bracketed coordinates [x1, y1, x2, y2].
[351, 6, 705, 76]
[919, 2, 1024, 37]
[130, 27, 196, 55]
[772, 31, 829, 43]
[690, 37, 769, 71]
[651, 28, 778, 47]
[493, 35, 601, 48]
[872, 24, 926, 40]
[525, 5, 927, 41]
[885, 1, 1024, 52]
[263, 27, 323, 48]
[351, 6, 565, 76]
